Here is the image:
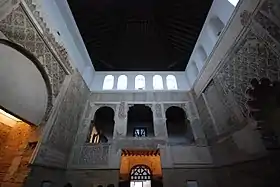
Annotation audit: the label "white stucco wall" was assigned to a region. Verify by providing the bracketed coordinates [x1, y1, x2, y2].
[0, 43, 48, 125]
[90, 71, 190, 91]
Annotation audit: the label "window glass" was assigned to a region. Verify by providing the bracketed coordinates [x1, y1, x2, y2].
[153, 75, 163, 90]
[166, 75, 178, 90]
[117, 75, 128, 90]
[135, 75, 145, 90]
[133, 127, 147, 137]
[103, 75, 114, 90]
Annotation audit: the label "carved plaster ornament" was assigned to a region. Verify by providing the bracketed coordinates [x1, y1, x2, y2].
[0, 0, 19, 21]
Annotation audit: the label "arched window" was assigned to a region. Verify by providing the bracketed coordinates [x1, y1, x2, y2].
[103, 75, 114, 90]
[117, 75, 127, 90]
[228, 0, 239, 6]
[166, 75, 178, 90]
[135, 75, 145, 90]
[153, 75, 163, 90]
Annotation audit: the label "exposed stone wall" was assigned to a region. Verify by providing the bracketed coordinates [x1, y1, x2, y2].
[33, 73, 90, 169]
[0, 122, 37, 187]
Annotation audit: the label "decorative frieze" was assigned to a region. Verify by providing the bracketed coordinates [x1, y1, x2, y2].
[23, 0, 73, 73]
[72, 145, 109, 166]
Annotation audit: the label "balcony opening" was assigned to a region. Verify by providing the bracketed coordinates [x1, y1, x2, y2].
[166, 106, 194, 145]
[127, 105, 154, 137]
[88, 106, 115, 143]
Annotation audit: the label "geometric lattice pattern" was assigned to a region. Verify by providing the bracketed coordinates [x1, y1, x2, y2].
[130, 165, 151, 180]
[215, 0, 280, 118]
[215, 31, 280, 117]
[0, 3, 71, 98]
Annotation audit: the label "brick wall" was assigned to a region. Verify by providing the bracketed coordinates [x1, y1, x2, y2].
[0, 122, 37, 187]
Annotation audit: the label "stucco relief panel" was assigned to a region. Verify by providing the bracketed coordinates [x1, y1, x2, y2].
[118, 101, 127, 119]
[0, 5, 67, 98]
[42, 74, 88, 165]
[23, 0, 73, 73]
[72, 145, 109, 166]
[215, 29, 280, 117]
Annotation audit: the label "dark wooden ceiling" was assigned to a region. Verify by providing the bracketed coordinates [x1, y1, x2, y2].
[67, 0, 213, 71]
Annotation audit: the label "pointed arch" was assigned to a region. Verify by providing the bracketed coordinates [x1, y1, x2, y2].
[153, 75, 163, 90]
[135, 75, 145, 90]
[103, 75, 114, 90]
[166, 75, 178, 90]
[117, 75, 127, 90]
